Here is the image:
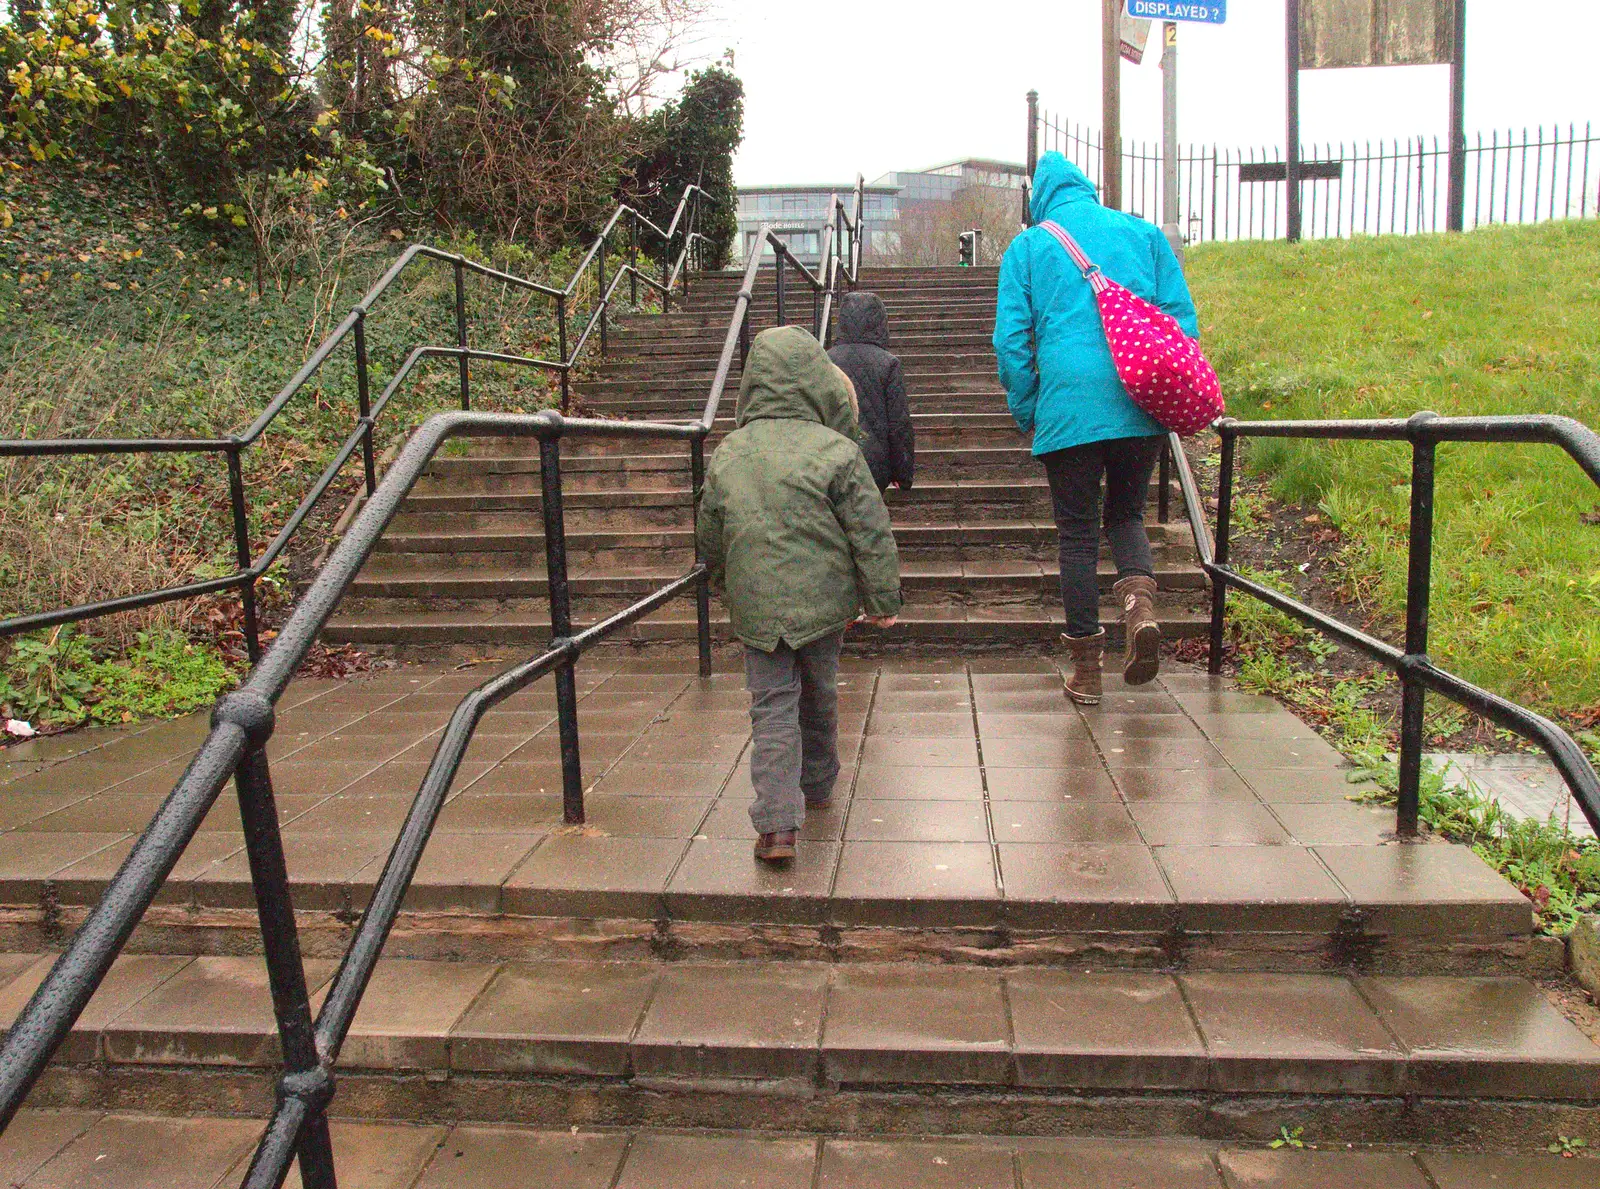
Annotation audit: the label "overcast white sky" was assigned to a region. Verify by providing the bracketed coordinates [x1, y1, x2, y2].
[681, 2, 1600, 187]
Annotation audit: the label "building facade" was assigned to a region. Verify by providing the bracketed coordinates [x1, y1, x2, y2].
[734, 158, 1027, 268]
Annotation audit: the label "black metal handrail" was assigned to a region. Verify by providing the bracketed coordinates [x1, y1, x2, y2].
[0, 186, 713, 662]
[1164, 413, 1600, 837]
[0, 193, 869, 1189]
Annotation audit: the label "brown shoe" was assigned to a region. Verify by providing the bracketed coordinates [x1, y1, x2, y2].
[754, 830, 797, 862]
[1114, 574, 1161, 686]
[1062, 630, 1105, 705]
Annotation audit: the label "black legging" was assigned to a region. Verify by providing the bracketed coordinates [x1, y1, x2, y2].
[1040, 435, 1163, 638]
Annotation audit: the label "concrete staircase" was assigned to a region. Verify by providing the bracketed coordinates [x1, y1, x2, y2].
[6, 268, 1598, 1183]
[323, 266, 1209, 655]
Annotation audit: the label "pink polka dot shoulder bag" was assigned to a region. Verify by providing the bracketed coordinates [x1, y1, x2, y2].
[1038, 220, 1223, 436]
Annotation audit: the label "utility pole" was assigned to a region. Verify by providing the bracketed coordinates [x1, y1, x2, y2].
[1285, 0, 1302, 242]
[1446, 0, 1467, 231]
[1102, 0, 1122, 210]
[1161, 21, 1181, 258]
[1025, 89, 1038, 227]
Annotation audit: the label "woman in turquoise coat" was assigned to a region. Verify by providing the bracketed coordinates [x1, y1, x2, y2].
[993, 152, 1198, 704]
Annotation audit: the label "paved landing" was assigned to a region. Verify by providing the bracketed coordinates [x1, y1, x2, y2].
[0, 659, 1530, 937]
[3, 1112, 1596, 1188]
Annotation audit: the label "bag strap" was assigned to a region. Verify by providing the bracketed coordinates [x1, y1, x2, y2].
[1038, 220, 1109, 294]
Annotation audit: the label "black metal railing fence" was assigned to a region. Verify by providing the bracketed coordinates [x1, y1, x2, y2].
[1031, 103, 1598, 243]
[1161, 419, 1600, 840]
[0, 179, 867, 1189]
[0, 183, 716, 664]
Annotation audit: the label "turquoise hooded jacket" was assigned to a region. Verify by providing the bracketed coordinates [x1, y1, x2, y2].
[993, 152, 1199, 457]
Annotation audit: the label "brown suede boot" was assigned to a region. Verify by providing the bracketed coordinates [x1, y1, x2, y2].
[1061, 630, 1105, 705]
[1114, 574, 1161, 685]
[754, 831, 797, 862]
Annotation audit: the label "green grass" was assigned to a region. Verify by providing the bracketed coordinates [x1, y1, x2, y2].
[1187, 220, 1600, 715]
[1, 162, 610, 728]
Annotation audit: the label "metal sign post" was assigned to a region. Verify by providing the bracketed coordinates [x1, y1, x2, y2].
[1102, 0, 1123, 210]
[1447, 0, 1468, 231]
[1286, 0, 1303, 242]
[1162, 22, 1181, 255]
[1125, 3, 1223, 250]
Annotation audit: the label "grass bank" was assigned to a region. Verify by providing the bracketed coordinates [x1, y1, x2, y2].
[0, 162, 604, 730]
[1187, 219, 1600, 716]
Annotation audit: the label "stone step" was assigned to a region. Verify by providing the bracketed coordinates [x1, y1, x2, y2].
[693, 264, 1002, 285]
[607, 328, 997, 355]
[9, 1114, 1599, 1186]
[364, 520, 1197, 573]
[685, 279, 1000, 299]
[462, 412, 1023, 445]
[415, 445, 1052, 489]
[406, 464, 1171, 499]
[8, 954, 1597, 1137]
[334, 564, 1208, 617]
[612, 311, 998, 338]
[457, 416, 1030, 458]
[576, 396, 1011, 421]
[625, 298, 999, 321]
[684, 283, 998, 302]
[381, 480, 1177, 535]
[575, 371, 1003, 399]
[321, 598, 1212, 650]
[590, 350, 997, 380]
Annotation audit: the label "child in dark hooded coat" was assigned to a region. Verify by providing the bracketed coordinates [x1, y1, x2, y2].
[828, 292, 915, 491]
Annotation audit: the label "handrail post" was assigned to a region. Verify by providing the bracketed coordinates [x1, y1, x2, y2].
[662, 235, 673, 312]
[1158, 438, 1171, 523]
[556, 293, 570, 413]
[597, 238, 609, 358]
[1027, 89, 1040, 181]
[1207, 429, 1235, 675]
[1396, 418, 1438, 837]
[686, 192, 699, 296]
[630, 211, 640, 306]
[775, 252, 786, 327]
[453, 261, 470, 411]
[226, 445, 261, 664]
[539, 431, 585, 823]
[232, 735, 337, 1188]
[691, 437, 713, 678]
[353, 313, 377, 496]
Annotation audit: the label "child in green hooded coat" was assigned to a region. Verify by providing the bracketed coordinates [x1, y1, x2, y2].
[696, 326, 902, 862]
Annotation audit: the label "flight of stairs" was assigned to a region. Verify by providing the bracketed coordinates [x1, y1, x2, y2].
[323, 266, 1209, 655]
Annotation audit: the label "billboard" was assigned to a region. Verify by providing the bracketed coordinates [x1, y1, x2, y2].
[1300, 0, 1457, 69]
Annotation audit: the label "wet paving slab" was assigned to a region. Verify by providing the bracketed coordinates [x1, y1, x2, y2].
[3, 1113, 1597, 1188]
[0, 661, 1533, 939]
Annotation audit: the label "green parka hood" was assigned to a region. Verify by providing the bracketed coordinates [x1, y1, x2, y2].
[736, 325, 857, 436]
[1029, 151, 1098, 224]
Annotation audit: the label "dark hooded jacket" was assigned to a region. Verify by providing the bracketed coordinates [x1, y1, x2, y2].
[827, 292, 915, 490]
[696, 325, 902, 652]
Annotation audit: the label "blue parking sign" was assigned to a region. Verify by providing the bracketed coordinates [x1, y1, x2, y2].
[1126, 1, 1226, 22]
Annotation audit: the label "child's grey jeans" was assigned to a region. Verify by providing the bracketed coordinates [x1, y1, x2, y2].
[744, 630, 844, 834]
